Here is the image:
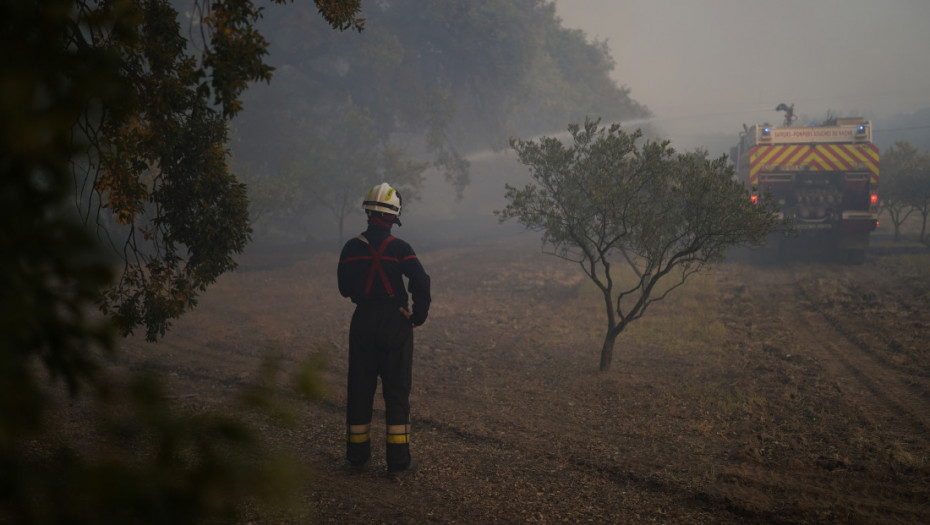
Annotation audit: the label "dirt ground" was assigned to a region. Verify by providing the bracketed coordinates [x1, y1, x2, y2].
[114, 231, 930, 524]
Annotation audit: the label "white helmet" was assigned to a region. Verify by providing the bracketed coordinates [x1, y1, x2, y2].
[363, 182, 402, 215]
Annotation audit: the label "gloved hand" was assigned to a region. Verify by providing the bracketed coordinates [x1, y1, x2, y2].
[409, 310, 427, 327]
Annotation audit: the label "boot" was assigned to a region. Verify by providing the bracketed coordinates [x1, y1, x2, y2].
[385, 434, 410, 474]
[346, 426, 371, 472]
[387, 458, 418, 479]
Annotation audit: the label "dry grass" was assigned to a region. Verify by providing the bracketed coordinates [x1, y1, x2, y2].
[564, 265, 731, 355]
[622, 273, 728, 355]
[890, 252, 930, 276]
[108, 237, 930, 524]
[888, 442, 928, 472]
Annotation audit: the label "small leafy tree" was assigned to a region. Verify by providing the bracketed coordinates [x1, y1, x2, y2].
[291, 98, 427, 241]
[909, 169, 930, 247]
[498, 119, 780, 371]
[235, 161, 301, 237]
[905, 157, 930, 247]
[881, 142, 920, 242]
[882, 141, 930, 246]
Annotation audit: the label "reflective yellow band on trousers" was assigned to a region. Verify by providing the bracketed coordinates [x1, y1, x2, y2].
[386, 433, 409, 444]
[348, 432, 370, 443]
[386, 423, 410, 444]
[347, 423, 371, 443]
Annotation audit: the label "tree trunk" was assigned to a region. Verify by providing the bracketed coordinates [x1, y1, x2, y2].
[599, 330, 619, 372]
[890, 206, 914, 243]
[920, 211, 928, 246]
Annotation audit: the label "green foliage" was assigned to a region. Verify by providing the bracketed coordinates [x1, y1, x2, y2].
[313, 0, 365, 31]
[2, 0, 124, 404]
[66, 0, 261, 340]
[236, 160, 301, 231]
[1, 358, 322, 524]
[511, 6, 648, 136]
[498, 119, 779, 370]
[233, 0, 648, 212]
[881, 141, 921, 241]
[286, 97, 427, 241]
[294, 352, 329, 400]
[56, 0, 361, 340]
[882, 141, 930, 245]
[0, 0, 348, 522]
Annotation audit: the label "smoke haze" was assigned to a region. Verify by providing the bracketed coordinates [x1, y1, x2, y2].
[554, 0, 930, 152]
[293, 1, 930, 246]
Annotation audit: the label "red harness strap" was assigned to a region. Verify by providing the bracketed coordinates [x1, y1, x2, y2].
[363, 235, 396, 295]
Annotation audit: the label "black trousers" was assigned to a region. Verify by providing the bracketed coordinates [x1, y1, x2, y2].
[346, 301, 413, 469]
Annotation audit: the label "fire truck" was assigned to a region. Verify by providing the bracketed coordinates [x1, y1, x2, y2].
[730, 115, 880, 263]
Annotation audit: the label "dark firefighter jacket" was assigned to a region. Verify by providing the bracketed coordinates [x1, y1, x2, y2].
[338, 224, 431, 326]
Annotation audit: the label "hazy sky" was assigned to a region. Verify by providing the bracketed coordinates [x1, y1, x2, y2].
[554, 0, 930, 142]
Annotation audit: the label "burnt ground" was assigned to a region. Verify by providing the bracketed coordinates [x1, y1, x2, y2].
[106, 232, 930, 524]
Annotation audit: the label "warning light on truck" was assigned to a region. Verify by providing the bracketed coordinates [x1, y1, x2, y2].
[856, 124, 868, 140]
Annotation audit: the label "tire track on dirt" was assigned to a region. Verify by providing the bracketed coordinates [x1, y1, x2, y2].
[819, 309, 930, 380]
[711, 267, 930, 523]
[811, 298, 930, 386]
[788, 291, 930, 439]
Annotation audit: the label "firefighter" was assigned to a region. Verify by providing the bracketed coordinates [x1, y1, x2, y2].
[337, 182, 431, 478]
